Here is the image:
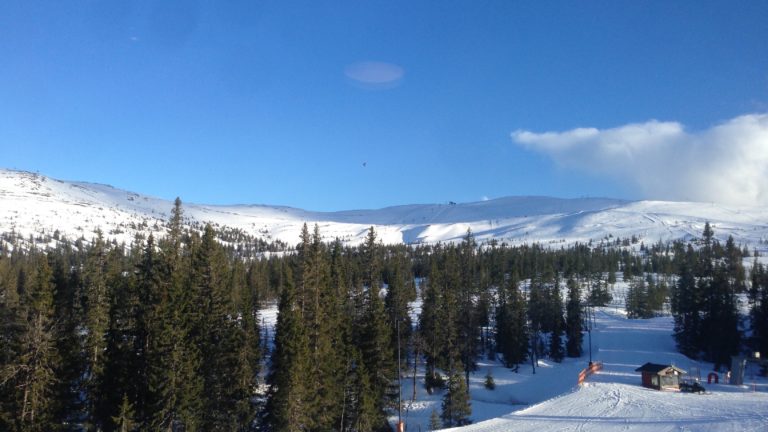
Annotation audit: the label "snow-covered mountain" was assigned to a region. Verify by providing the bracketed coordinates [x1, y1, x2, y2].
[1, 168, 767, 249]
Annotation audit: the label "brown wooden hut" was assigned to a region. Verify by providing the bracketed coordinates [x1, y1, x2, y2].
[635, 363, 686, 390]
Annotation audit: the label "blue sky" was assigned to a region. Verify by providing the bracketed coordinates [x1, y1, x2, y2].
[2, 1, 767, 210]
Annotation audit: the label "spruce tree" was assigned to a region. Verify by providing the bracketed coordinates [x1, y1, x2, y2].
[672, 245, 700, 358]
[495, 272, 528, 367]
[112, 393, 140, 432]
[15, 253, 59, 430]
[626, 277, 650, 319]
[193, 224, 245, 430]
[441, 370, 471, 427]
[265, 265, 311, 431]
[429, 409, 441, 431]
[358, 227, 394, 429]
[750, 263, 768, 360]
[82, 231, 111, 428]
[419, 258, 445, 389]
[149, 199, 204, 431]
[548, 277, 565, 362]
[305, 225, 346, 430]
[565, 277, 583, 358]
[231, 258, 261, 430]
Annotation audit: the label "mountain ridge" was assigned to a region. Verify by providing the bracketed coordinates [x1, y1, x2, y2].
[1, 169, 766, 249]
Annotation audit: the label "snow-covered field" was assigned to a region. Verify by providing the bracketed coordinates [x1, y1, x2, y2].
[2, 169, 768, 250]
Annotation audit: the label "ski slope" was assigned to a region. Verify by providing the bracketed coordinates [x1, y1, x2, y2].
[2, 169, 768, 249]
[435, 309, 768, 432]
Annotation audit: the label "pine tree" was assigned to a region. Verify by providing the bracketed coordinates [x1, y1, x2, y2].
[149, 199, 204, 431]
[672, 245, 701, 358]
[340, 348, 379, 432]
[112, 393, 140, 432]
[15, 253, 59, 430]
[231, 258, 261, 430]
[701, 264, 741, 369]
[359, 271, 394, 427]
[193, 224, 245, 430]
[626, 277, 651, 319]
[495, 272, 528, 367]
[548, 277, 565, 362]
[565, 277, 583, 358]
[419, 258, 444, 385]
[265, 265, 311, 431]
[82, 231, 112, 428]
[98, 250, 142, 430]
[49, 247, 87, 428]
[441, 371, 471, 427]
[133, 234, 160, 425]
[750, 263, 768, 360]
[358, 227, 394, 429]
[429, 409, 441, 431]
[305, 225, 346, 430]
[484, 370, 495, 390]
[458, 230, 479, 385]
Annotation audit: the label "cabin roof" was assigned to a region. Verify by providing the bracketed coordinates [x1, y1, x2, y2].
[635, 362, 686, 374]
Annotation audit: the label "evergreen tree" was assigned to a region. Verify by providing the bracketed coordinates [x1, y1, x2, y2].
[193, 224, 246, 430]
[626, 277, 651, 319]
[483, 370, 495, 390]
[441, 371, 471, 427]
[429, 409, 441, 431]
[355, 227, 395, 428]
[458, 230, 480, 384]
[749, 263, 768, 361]
[419, 258, 444, 386]
[14, 254, 59, 430]
[112, 394, 140, 432]
[305, 226, 346, 430]
[82, 231, 112, 428]
[340, 348, 379, 432]
[495, 272, 528, 367]
[265, 265, 311, 431]
[672, 245, 701, 358]
[701, 264, 741, 369]
[49, 247, 86, 429]
[231, 258, 261, 430]
[97, 249, 141, 430]
[548, 277, 565, 362]
[565, 277, 583, 358]
[149, 199, 204, 431]
[132, 234, 159, 425]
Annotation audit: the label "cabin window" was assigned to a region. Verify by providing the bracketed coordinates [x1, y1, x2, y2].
[660, 375, 676, 387]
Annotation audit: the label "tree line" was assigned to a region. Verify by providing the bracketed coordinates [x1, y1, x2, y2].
[2, 200, 767, 431]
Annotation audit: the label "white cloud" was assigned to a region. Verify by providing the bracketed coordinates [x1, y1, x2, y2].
[344, 61, 404, 89]
[511, 113, 768, 205]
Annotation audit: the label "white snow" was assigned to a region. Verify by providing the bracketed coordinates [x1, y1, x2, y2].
[2, 169, 768, 250]
[395, 308, 768, 432]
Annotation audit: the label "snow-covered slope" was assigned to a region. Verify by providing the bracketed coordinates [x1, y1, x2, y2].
[256, 279, 768, 431]
[440, 308, 768, 432]
[2, 169, 767, 248]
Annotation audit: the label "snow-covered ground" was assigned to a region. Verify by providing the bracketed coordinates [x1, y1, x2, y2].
[441, 309, 768, 432]
[256, 287, 768, 432]
[2, 169, 768, 250]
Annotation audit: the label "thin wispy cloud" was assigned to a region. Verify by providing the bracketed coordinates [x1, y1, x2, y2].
[511, 113, 768, 206]
[344, 61, 404, 89]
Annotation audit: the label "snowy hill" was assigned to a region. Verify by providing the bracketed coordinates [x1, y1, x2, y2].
[2, 169, 768, 249]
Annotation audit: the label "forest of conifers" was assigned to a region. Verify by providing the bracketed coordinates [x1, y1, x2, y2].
[1, 200, 767, 431]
